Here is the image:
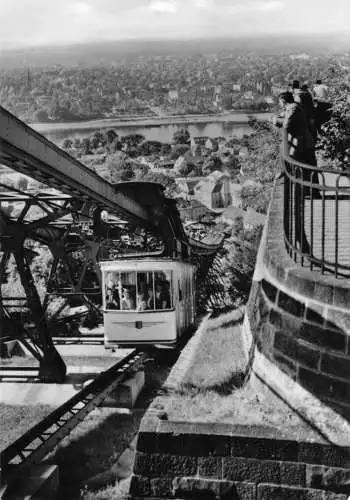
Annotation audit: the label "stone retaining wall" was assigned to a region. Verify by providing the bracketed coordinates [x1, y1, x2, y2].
[245, 178, 350, 420]
[131, 415, 350, 499]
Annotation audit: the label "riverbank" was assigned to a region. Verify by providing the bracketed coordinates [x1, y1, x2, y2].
[32, 111, 273, 134]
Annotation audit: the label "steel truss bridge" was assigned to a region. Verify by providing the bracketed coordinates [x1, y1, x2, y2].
[0, 106, 223, 382]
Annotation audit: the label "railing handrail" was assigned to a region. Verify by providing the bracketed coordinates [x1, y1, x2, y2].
[281, 130, 350, 176]
[280, 130, 350, 278]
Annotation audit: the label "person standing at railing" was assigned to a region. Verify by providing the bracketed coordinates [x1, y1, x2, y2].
[273, 91, 316, 167]
[291, 80, 317, 142]
[313, 79, 332, 135]
[300, 83, 317, 142]
[273, 91, 318, 254]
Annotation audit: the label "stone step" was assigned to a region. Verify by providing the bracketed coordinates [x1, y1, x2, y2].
[257, 482, 349, 500]
[100, 370, 145, 409]
[131, 476, 350, 500]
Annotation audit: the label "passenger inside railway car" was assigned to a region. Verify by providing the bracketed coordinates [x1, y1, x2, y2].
[104, 270, 173, 312]
[106, 285, 120, 310]
[121, 287, 136, 310]
[136, 290, 148, 311]
[146, 287, 155, 310]
[105, 275, 121, 310]
[155, 281, 170, 309]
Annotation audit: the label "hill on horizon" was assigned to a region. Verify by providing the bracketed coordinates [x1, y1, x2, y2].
[0, 33, 349, 68]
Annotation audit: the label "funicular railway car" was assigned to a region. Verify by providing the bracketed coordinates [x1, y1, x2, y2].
[100, 258, 196, 348]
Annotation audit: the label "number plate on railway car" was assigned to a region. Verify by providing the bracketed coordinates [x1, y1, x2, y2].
[135, 321, 143, 329]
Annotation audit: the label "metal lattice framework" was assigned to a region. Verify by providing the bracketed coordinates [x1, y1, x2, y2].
[0, 106, 223, 382]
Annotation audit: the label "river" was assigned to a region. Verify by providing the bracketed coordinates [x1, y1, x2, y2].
[32, 112, 273, 144]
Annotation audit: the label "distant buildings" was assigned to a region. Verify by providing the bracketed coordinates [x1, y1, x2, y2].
[175, 171, 241, 211]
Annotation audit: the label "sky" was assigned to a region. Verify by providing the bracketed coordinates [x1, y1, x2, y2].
[0, 0, 349, 50]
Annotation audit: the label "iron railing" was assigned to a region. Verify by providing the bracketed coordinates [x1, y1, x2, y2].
[281, 132, 350, 278]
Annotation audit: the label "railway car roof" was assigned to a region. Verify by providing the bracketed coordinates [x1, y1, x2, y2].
[100, 258, 195, 270]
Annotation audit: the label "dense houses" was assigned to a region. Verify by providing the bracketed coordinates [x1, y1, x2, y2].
[0, 50, 336, 123]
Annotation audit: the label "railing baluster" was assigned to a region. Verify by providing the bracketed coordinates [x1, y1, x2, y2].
[281, 130, 350, 278]
[335, 175, 339, 278]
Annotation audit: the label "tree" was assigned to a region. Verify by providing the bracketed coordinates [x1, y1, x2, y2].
[62, 138, 73, 150]
[73, 137, 81, 149]
[138, 140, 163, 156]
[105, 129, 118, 144]
[120, 134, 145, 150]
[224, 154, 241, 178]
[91, 130, 106, 149]
[318, 70, 350, 169]
[239, 118, 280, 184]
[173, 128, 190, 145]
[160, 143, 172, 156]
[81, 137, 92, 155]
[170, 144, 190, 160]
[241, 181, 271, 214]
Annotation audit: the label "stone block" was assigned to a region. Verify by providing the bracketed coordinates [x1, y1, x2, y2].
[222, 456, 280, 483]
[280, 461, 306, 487]
[282, 311, 304, 334]
[137, 432, 159, 454]
[306, 305, 327, 325]
[257, 322, 276, 359]
[134, 453, 197, 478]
[287, 269, 315, 299]
[172, 477, 233, 500]
[273, 349, 298, 379]
[257, 483, 347, 500]
[278, 291, 305, 318]
[198, 457, 222, 479]
[230, 436, 298, 462]
[261, 279, 278, 303]
[102, 370, 145, 408]
[269, 308, 283, 329]
[150, 477, 174, 497]
[326, 309, 350, 335]
[231, 481, 257, 500]
[274, 332, 320, 370]
[321, 353, 350, 380]
[298, 442, 348, 468]
[314, 282, 334, 306]
[306, 465, 350, 494]
[333, 285, 350, 309]
[258, 293, 270, 320]
[298, 367, 350, 403]
[130, 475, 152, 497]
[299, 323, 347, 353]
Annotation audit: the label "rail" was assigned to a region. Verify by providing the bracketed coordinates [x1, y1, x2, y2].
[281, 132, 350, 278]
[0, 350, 142, 493]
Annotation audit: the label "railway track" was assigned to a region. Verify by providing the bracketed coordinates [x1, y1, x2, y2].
[0, 349, 143, 498]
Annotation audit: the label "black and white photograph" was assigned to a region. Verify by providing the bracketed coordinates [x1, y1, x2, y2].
[0, 1, 349, 499]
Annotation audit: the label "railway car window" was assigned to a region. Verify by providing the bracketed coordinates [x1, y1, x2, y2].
[120, 272, 136, 311]
[105, 272, 121, 310]
[137, 271, 153, 311]
[154, 271, 172, 310]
